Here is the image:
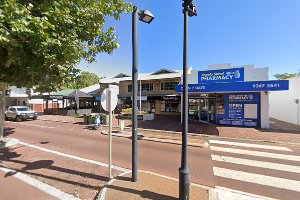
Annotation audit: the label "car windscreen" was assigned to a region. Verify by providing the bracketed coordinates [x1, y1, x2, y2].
[16, 108, 32, 111]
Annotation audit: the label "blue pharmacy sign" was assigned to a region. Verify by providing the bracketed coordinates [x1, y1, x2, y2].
[175, 80, 289, 93]
[218, 93, 261, 127]
[198, 68, 244, 83]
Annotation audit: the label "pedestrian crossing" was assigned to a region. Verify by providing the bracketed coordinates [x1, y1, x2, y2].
[209, 139, 300, 200]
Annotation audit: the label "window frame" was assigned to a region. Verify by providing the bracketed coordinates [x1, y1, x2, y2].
[161, 82, 179, 91]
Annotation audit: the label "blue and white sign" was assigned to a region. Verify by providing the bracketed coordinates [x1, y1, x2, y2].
[218, 93, 261, 127]
[176, 80, 289, 93]
[198, 68, 244, 83]
[225, 94, 260, 103]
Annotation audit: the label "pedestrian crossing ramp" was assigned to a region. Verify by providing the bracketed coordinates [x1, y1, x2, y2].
[209, 139, 300, 200]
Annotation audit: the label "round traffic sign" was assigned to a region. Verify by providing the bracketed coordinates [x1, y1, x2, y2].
[101, 86, 118, 112]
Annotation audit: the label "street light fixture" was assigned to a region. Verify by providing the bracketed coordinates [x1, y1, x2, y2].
[132, 6, 154, 182]
[179, 0, 197, 200]
[138, 10, 155, 24]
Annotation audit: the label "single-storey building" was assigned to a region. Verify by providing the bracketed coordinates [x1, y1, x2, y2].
[176, 63, 289, 129]
[269, 75, 300, 126]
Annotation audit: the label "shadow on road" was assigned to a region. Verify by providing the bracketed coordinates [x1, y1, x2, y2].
[0, 147, 110, 190]
[3, 127, 15, 137]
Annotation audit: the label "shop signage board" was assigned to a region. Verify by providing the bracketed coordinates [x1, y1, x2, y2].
[95, 96, 101, 101]
[162, 96, 180, 101]
[198, 68, 244, 83]
[176, 80, 289, 93]
[224, 93, 260, 103]
[218, 93, 260, 127]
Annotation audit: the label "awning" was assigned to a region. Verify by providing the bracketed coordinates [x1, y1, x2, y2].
[176, 80, 289, 93]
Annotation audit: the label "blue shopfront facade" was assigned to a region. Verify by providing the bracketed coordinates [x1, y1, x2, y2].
[176, 65, 289, 128]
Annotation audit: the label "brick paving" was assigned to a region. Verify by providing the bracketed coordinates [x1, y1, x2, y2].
[38, 114, 300, 144]
[103, 171, 209, 200]
[0, 144, 121, 200]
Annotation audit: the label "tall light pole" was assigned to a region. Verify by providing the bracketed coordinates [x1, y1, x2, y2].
[132, 6, 154, 182]
[180, 1, 197, 199]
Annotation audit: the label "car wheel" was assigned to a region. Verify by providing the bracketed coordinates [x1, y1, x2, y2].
[16, 116, 22, 122]
[33, 116, 38, 120]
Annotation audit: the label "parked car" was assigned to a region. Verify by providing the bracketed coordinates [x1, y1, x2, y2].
[5, 106, 38, 122]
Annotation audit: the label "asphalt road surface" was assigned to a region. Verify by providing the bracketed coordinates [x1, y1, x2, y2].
[2, 119, 300, 200]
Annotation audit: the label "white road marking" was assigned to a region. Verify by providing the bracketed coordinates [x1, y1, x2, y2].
[22, 123, 56, 129]
[99, 171, 129, 200]
[18, 141, 129, 172]
[211, 146, 300, 162]
[216, 186, 278, 200]
[0, 166, 80, 200]
[209, 140, 292, 151]
[0, 139, 20, 148]
[214, 167, 300, 193]
[212, 155, 300, 174]
[70, 126, 76, 131]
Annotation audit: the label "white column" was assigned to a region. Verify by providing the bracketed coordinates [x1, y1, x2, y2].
[260, 91, 270, 129]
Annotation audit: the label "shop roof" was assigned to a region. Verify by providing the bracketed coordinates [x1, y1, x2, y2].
[99, 69, 182, 84]
[80, 84, 99, 96]
[51, 89, 75, 96]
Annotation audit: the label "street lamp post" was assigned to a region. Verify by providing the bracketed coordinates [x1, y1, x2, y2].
[180, 1, 197, 199]
[132, 6, 154, 182]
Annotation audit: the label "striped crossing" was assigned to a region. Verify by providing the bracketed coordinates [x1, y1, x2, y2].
[209, 139, 300, 200]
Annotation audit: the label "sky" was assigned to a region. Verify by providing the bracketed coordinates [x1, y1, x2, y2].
[78, 0, 300, 79]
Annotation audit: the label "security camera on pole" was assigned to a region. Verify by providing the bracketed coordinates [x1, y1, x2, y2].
[101, 85, 118, 178]
[180, 1, 197, 200]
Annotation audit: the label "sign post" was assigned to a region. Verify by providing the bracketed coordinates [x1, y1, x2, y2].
[101, 85, 118, 179]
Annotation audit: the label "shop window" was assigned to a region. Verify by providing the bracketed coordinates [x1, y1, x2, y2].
[161, 82, 179, 91]
[128, 83, 154, 92]
[161, 101, 180, 112]
[140, 83, 153, 92]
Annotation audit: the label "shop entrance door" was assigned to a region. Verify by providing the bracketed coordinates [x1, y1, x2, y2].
[189, 95, 216, 124]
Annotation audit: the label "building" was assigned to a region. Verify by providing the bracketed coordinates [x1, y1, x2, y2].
[117, 69, 182, 115]
[269, 76, 300, 126]
[176, 64, 289, 128]
[5, 86, 30, 107]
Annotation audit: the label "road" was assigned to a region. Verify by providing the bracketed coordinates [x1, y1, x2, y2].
[2, 118, 300, 200]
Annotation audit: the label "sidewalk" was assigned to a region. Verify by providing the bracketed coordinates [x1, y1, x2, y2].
[0, 170, 56, 200]
[98, 171, 212, 200]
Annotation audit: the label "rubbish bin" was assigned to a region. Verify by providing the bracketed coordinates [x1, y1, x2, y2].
[89, 115, 95, 124]
[102, 114, 109, 125]
[83, 114, 88, 124]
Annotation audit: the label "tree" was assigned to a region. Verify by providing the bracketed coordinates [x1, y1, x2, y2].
[274, 71, 300, 80]
[75, 71, 100, 89]
[0, 0, 132, 139]
[62, 71, 100, 89]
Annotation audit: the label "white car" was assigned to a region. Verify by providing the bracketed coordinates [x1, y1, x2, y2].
[5, 106, 38, 122]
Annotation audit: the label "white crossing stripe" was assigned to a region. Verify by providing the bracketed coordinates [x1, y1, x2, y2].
[209, 140, 292, 151]
[213, 167, 300, 193]
[211, 146, 300, 162]
[216, 186, 277, 200]
[212, 155, 300, 174]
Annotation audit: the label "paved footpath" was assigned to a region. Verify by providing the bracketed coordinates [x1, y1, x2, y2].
[0, 170, 56, 200]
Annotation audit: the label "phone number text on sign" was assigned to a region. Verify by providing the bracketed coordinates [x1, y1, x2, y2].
[252, 83, 280, 89]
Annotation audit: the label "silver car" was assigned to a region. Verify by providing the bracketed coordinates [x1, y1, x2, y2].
[5, 106, 38, 122]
